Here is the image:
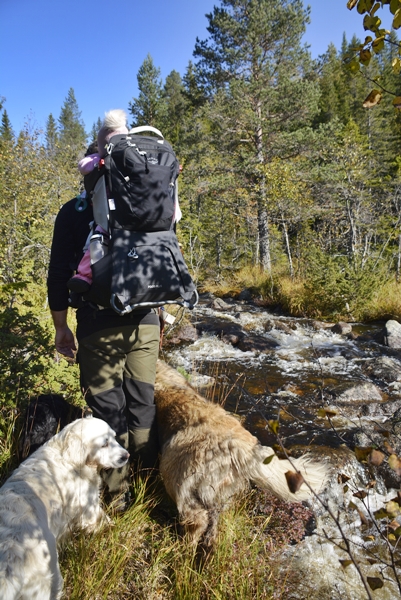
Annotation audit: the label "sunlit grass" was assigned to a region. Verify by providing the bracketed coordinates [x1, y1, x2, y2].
[204, 267, 401, 322]
[59, 479, 290, 600]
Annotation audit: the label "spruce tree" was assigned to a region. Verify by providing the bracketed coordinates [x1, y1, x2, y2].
[128, 54, 165, 128]
[58, 88, 87, 159]
[45, 113, 58, 156]
[0, 109, 14, 143]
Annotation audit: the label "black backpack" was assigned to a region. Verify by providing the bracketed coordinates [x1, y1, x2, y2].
[82, 126, 198, 315]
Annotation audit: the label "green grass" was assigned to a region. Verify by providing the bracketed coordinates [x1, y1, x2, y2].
[59, 481, 286, 600]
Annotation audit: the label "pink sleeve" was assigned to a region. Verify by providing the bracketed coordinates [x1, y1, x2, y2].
[78, 153, 101, 175]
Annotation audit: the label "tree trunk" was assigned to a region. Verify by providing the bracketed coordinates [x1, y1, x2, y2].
[256, 103, 271, 272]
[282, 216, 293, 278]
[257, 201, 271, 272]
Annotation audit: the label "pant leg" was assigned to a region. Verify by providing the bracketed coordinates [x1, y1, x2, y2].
[77, 327, 131, 496]
[77, 327, 129, 436]
[123, 322, 160, 469]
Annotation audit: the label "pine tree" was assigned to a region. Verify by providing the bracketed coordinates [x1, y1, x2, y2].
[128, 54, 165, 128]
[0, 109, 14, 143]
[45, 113, 58, 156]
[160, 70, 188, 148]
[58, 88, 87, 159]
[89, 117, 103, 142]
[193, 0, 319, 271]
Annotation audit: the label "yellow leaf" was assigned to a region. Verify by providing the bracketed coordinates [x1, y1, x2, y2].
[268, 419, 279, 434]
[339, 559, 353, 568]
[354, 446, 373, 462]
[394, 8, 401, 29]
[372, 36, 385, 53]
[388, 453, 401, 475]
[364, 35, 373, 44]
[371, 2, 381, 16]
[392, 57, 401, 73]
[359, 48, 372, 65]
[358, 0, 375, 14]
[363, 14, 381, 31]
[386, 500, 401, 517]
[318, 407, 337, 418]
[343, 484, 349, 493]
[367, 577, 384, 590]
[369, 449, 385, 466]
[374, 507, 389, 519]
[347, 0, 359, 8]
[363, 89, 382, 107]
[390, 0, 400, 16]
[348, 58, 361, 74]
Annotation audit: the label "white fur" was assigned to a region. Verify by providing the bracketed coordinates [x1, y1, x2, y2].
[0, 418, 129, 600]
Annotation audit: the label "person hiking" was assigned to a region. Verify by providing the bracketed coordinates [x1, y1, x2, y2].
[67, 109, 129, 294]
[47, 124, 160, 513]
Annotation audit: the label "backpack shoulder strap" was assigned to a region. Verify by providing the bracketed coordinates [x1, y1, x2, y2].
[128, 126, 164, 139]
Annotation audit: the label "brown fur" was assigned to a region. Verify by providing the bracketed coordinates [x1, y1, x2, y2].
[154, 360, 329, 548]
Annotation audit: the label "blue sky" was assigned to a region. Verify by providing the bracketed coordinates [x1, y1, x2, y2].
[0, 0, 394, 135]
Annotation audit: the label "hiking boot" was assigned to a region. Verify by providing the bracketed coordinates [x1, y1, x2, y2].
[129, 426, 159, 473]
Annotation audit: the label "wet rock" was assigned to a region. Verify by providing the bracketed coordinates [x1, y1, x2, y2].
[263, 319, 274, 332]
[331, 321, 353, 335]
[363, 355, 401, 383]
[331, 382, 383, 404]
[195, 317, 244, 340]
[236, 333, 279, 353]
[221, 334, 240, 346]
[383, 319, 401, 348]
[207, 297, 234, 311]
[274, 320, 296, 334]
[165, 324, 199, 346]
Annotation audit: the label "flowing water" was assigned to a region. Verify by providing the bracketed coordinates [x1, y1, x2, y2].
[162, 296, 401, 599]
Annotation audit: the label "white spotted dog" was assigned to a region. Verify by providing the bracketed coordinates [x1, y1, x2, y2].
[0, 417, 129, 600]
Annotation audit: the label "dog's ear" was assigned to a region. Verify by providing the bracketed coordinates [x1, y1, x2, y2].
[56, 420, 89, 467]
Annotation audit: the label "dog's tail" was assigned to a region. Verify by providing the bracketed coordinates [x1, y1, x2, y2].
[249, 445, 329, 502]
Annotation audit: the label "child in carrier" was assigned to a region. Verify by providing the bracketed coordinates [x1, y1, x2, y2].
[67, 110, 129, 294]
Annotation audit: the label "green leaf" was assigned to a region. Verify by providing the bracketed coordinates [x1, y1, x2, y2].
[357, 0, 375, 13]
[390, 0, 401, 16]
[263, 453, 275, 465]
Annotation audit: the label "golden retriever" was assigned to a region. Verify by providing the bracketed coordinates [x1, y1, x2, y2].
[154, 360, 328, 548]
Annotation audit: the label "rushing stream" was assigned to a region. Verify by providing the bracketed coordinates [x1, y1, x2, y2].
[161, 293, 401, 600]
